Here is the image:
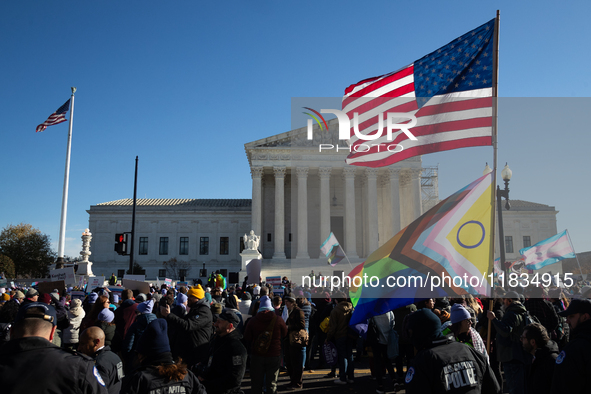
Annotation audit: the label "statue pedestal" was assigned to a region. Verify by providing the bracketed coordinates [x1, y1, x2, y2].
[76, 261, 94, 277]
[78, 229, 95, 277]
[239, 250, 262, 284]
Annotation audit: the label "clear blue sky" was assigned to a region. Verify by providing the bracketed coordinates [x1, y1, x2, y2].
[1, 1, 590, 258]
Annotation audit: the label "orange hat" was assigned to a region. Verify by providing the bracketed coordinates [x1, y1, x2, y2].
[187, 285, 204, 300]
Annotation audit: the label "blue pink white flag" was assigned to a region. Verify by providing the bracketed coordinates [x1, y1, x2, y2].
[320, 232, 346, 266]
[519, 230, 575, 270]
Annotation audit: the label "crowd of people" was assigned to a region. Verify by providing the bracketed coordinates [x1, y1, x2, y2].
[0, 274, 590, 394]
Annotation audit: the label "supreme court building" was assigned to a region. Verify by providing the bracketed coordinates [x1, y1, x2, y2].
[88, 120, 436, 279]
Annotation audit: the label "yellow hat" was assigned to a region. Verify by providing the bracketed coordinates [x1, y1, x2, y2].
[187, 285, 204, 300]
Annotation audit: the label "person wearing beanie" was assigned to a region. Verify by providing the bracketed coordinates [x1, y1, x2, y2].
[244, 295, 288, 394]
[404, 309, 500, 394]
[160, 284, 213, 367]
[187, 285, 205, 300]
[120, 319, 206, 394]
[96, 308, 116, 347]
[21, 288, 39, 307]
[442, 304, 489, 363]
[13, 290, 25, 304]
[123, 300, 157, 371]
[63, 298, 86, 349]
[171, 293, 188, 317]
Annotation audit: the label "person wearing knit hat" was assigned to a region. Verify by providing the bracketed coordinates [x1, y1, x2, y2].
[404, 308, 499, 393]
[39, 293, 53, 305]
[137, 300, 154, 314]
[187, 285, 204, 300]
[121, 319, 206, 394]
[63, 298, 86, 349]
[87, 292, 99, 304]
[171, 293, 188, 317]
[122, 300, 157, 365]
[160, 282, 213, 367]
[14, 290, 25, 303]
[98, 309, 115, 323]
[96, 308, 116, 347]
[0, 293, 10, 302]
[450, 304, 471, 325]
[258, 295, 274, 312]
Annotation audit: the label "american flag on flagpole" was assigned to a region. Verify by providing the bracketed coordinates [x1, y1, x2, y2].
[36, 99, 70, 132]
[343, 18, 495, 167]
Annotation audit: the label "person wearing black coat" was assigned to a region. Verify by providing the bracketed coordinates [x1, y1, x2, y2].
[551, 299, 591, 394]
[520, 323, 558, 394]
[0, 303, 108, 394]
[79, 326, 125, 394]
[405, 309, 500, 394]
[198, 310, 248, 394]
[120, 319, 206, 394]
[161, 285, 213, 367]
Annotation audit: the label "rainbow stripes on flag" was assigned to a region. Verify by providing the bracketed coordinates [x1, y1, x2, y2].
[349, 173, 493, 325]
[520, 230, 575, 270]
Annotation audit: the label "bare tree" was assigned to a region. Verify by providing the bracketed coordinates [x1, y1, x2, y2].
[162, 258, 192, 280]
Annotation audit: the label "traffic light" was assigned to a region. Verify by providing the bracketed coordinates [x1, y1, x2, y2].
[114, 233, 128, 255]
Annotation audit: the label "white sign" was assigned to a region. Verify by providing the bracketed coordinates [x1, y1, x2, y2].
[88, 276, 105, 288]
[49, 267, 76, 286]
[125, 274, 146, 282]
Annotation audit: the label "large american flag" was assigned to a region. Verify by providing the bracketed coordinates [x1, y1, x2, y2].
[36, 99, 70, 132]
[343, 18, 495, 167]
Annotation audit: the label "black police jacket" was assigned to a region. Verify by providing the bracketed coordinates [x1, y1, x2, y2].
[121, 365, 206, 394]
[201, 329, 248, 394]
[405, 337, 501, 394]
[95, 345, 124, 394]
[0, 336, 108, 394]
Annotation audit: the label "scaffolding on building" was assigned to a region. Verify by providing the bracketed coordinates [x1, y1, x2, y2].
[422, 166, 439, 213]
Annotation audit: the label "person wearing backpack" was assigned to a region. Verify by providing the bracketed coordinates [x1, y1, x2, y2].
[243, 296, 287, 394]
[487, 291, 529, 394]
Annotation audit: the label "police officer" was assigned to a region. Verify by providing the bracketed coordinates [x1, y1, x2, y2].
[405, 308, 500, 394]
[0, 302, 108, 393]
[78, 326, 124, 394]
[551, 298, 591, 394]
[198, 309, 248, 394]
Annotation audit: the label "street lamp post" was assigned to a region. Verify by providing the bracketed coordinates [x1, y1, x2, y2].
[496, 163, 512, 284]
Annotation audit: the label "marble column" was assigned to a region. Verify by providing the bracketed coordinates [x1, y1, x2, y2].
[411, 168, 423, 220]
[318, 167, 332, 245]
[388, 168, 402, 238]
[251, 167, 264, 247]
[399, 170, 412, 228]
[343, 167, 359, 258]
[366, 168, 379, 254]
[296, 167, 310, 259]
[273, 166, 286, 259]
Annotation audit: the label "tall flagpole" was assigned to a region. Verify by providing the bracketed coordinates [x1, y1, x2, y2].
[56, 87, 76, 268]
[486, 10, 500, 356]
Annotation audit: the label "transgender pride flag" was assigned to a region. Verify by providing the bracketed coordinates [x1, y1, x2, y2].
[520, 230, 576, 270]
